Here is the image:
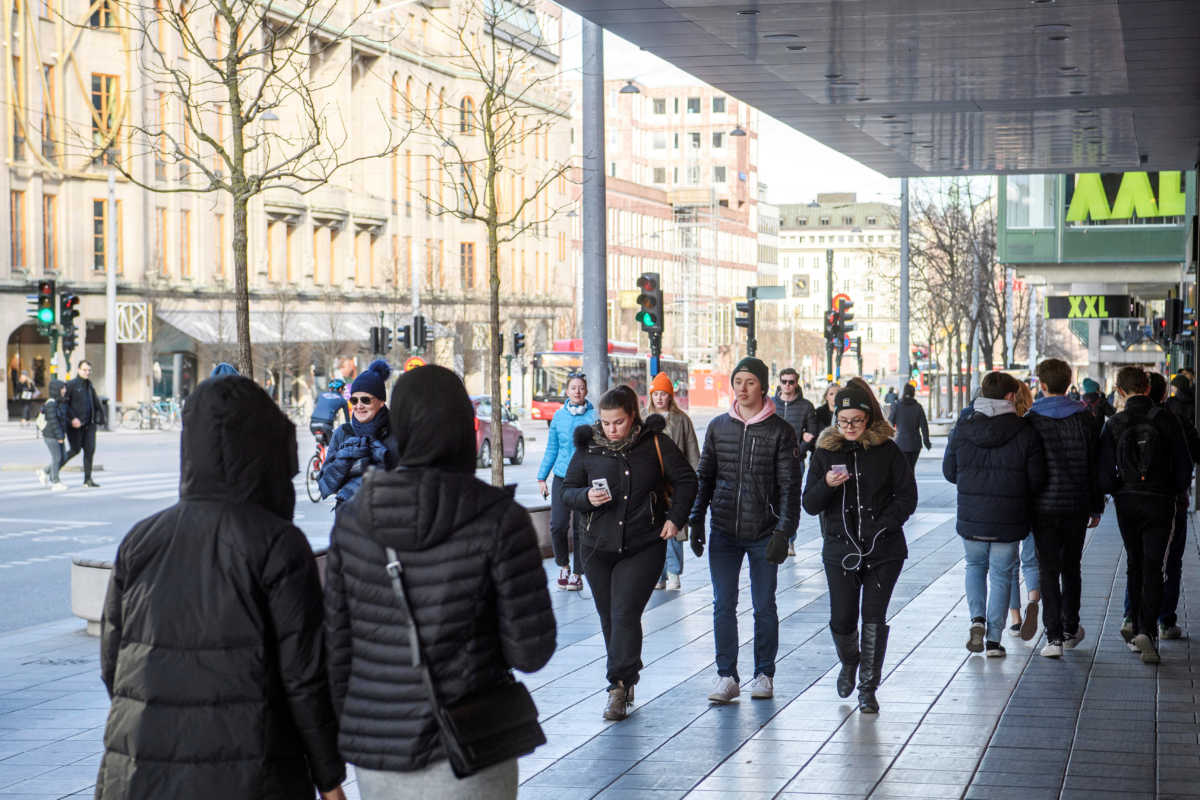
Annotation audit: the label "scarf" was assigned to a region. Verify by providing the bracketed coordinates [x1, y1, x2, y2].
[592, 421, 642, 453]
[567, 400, 591, 416]
[350, 406, 388, 439]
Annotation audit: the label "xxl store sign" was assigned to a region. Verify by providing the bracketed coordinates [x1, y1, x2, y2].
[1065, 171, 1186, 223]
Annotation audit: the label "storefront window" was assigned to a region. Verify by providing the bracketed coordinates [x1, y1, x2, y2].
[1006, 175, 1055, 228]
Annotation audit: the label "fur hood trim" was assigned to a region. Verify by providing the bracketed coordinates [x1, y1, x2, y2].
[816, 417, 894, 451]
[573, 411, 665, 450]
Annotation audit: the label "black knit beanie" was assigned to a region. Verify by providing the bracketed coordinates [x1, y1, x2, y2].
[731, 357, 769, 395]
[834, 384, 874, 421]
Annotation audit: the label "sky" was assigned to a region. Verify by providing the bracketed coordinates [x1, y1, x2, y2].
[557, 10, 902, 207]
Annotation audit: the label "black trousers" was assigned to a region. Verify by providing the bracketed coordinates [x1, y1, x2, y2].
[902, 451, 919, 469]
[61, 424, 96, 482]
[550, 475, 582, 574]
[1031, 512, 1088, 642]
[1161, 494, 1189, 628]
[584, 540, 666, 688]
[1114, 494, 1174, 639]
[824, 558, 903, 635]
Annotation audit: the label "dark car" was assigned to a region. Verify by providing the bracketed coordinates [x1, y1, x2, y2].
[471, 396, 525, 467]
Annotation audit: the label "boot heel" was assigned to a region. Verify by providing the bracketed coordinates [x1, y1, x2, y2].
[831, 627, 860, 700]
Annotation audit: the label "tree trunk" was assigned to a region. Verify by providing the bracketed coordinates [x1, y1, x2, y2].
[233, 191, 254, 377]
[488, 221, 504, 488]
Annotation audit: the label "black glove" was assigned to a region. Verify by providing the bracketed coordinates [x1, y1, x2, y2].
[689, 519, 706, 558]
[765, 531, 790, 565]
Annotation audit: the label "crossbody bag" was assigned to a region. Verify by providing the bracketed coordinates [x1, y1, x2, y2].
[383, 547, 546, 779]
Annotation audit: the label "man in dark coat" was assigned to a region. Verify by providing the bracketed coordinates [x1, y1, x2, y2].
[943, 371, 1046, 657]
[61, 360, 105, 487]
[1025, 359, 1104, 658]
[690, 357, 800, 703]
[96, 375, 345, 800]
[888, 383, 932, 467]
[1158, 373, 1200, 639]
[774, 367, 819, 556]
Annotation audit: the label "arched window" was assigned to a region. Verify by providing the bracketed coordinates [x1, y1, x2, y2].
[437, 87, 445, 133]
[404, 76, 413, 125]
[425, 84, 433, 128]
[460, 96, 474, 134]
[390, 73, 400, 119]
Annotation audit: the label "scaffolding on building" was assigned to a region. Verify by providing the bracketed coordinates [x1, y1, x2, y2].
[671, 186, 721, 367]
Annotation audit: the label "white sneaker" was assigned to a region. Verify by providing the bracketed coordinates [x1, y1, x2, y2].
[1040, 641, 1063, 658]
[707, 675, 740, 704]
[666, 573, 681, 591]
[1063, 625, 1086, 649]
[36, 468, 48, 487]
[50, 482, 67, 492]
[565, 573, 583, 592]
[653, 578, 666, 590]
[747, 674, 774, 699]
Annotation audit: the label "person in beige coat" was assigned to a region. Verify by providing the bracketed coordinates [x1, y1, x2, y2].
[645, 372, 701, 590]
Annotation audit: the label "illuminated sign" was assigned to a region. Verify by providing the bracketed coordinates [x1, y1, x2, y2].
[1044, 294, 1135, 319]
[1065, 171, 1186, 223]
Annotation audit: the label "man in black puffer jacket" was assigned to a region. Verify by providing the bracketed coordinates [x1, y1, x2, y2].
[888, 383, 932, 467]
[944, 371, 1046, 658]
[690, 357, 800, 703]
[1025, 359, 1104, 658]
[325, 366, 555, 792]
[96, 375, 345, 800]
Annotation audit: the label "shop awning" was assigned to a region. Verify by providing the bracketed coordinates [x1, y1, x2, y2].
[156, 309, 377, 345]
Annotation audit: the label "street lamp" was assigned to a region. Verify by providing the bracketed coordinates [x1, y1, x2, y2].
[619, 80, 640, 94]
[730, 124, 747, 137]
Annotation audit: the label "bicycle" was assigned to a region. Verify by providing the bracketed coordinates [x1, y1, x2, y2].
[120, 399, 179, 431]
[306, 425, 330, 502]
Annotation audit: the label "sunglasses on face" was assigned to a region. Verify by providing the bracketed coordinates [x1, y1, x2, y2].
[780, 379, 797, 385]
[350, 395, 376, 406]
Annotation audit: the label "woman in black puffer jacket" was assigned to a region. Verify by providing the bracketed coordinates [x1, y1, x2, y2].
[563, 385, 698, 721]
[803, 381, 917, 714]
[324, 365, 556, 800]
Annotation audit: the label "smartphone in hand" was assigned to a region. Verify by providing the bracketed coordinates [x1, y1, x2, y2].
[591, 477, 611, 497]
[831, 464, 849, 477]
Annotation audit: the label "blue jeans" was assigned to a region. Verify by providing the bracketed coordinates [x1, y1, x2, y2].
[1008, 533, 1040, 609]
[710, 529, 779, 681]
[963, 539, 1018, 642]
[660, 538, 683, 580]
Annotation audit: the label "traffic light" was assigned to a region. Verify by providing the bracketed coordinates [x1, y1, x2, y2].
[396, 324, 412, 350]
[35, 280, 55, 332]
[413, 314, 428, 351]
[824, 309, 841, 346]
[1164, 298, 1183, 340]
[59, 291, 79, 354]
[837, 298, 855, 350]
[513, 329, 526, 356]
[635, 272, 663, 333]
[735, 292, 757, 356]
[369, 326, 392, 354]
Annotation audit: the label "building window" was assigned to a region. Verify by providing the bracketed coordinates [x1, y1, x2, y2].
[673, 97, 679, 113]
[653, 167, 666, 184]
[672, 132, 679, 149]
[460, 241, 477, 289]
[215, 212, 226, 279]
[687, 164, 700, 185]
[652, 98, 666, 114]
[90, 0, 115, 27]
[652, 132, 666, 150]
[557, 230, 566, 261]
[866, 216, 877, 225]
[673, 167, 678, 183]
[10, 191, 25, 270]
[328, 228, 339, 285]
[179, 210, 191, 278]
[819, 216, 830, 225]
[42, 194, 57, 273]
[713, 166, 727, 183]
[712, 97, 726, 113]
[796, 217, 808, 226]
[1006, 174, 1056, 228]
[688, 131, 700, 149]
[459, 96, 475, 134]
[712, 132, 724, 149]
[92, 198, 123, 272]
[390, 73, 400, 118]
[41, 63, 55, 161]
[610, 162, 616, 178]
[10, 57, 23, 161]
[154, 207, 167, 276]
[90, 73, 120, 165]
[686, 97, 700, 113]
[285, 224, 296, 283]
[842, 215, 854, 225]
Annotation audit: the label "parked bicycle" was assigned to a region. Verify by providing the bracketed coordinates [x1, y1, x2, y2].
[120, 398, 181, 431]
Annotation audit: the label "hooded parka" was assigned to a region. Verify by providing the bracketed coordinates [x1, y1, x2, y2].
[888, 397, 932, 454]
[324, 365, 556, 773]
[96, 376, 343, 800]
[803, 418, 917, 567]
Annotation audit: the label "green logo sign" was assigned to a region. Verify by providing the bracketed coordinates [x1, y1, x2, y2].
[1044, 294, 1134, 319]
[1065, 171, 1185, 223]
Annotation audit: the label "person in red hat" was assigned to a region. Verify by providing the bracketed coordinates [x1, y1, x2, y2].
[645, 372, 700, 590]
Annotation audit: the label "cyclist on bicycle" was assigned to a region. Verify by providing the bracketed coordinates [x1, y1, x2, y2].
[310, 377, 350, 446]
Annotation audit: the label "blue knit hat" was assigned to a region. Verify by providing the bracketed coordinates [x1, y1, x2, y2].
[1081, 378, 1100, 394]
[210, 362, 239, 378]
[350, 359, 392, 401]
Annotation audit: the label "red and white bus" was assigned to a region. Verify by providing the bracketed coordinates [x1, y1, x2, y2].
[530, 339, 689, 423]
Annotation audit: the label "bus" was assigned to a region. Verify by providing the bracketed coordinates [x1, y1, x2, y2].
[530, 339, 689, 422]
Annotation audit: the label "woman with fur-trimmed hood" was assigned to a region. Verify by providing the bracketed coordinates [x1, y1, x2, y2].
[802, 378, 917, 714]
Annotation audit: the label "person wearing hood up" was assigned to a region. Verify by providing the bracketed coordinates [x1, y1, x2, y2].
[324, 365, 556, 798]
[943, 371, 1047, 658]
[563, 385, 698, 720]
[888, 383, 932, 469]
[35, 379, 70, 491]
[803, 379, 916, 713]
[95, 375, 346, 800]
[318, 359, 395, 506]
[689, 357, 800, 704]
[645, 372, 700, 591]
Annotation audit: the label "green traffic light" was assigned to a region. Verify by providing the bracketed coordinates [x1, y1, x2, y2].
[37, 308, 54, 324]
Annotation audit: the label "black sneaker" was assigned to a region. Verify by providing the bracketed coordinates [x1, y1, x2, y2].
[985, 641, 1006, 658]
[83, 480, 100, 488]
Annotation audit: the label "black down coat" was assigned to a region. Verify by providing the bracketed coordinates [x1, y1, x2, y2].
[324, 468, 556, 772]
[888, 397, 931, 454]
[803, 418, 917, 567]
[562, 414, 699, 555]
[96, 376, 343, 800]
[942, 401, 1047, 543]
[773, 392, 819, 460]
[689, 406, 801, 542]
[1025, 397, 1104, 517]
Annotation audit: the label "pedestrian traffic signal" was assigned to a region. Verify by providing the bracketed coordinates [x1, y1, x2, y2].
[35, 280, 55, 330]
[413, 314, 428, 351]
[59, 292, 79, 325]
[513, 329, 526, 356]
[396, 324, 412, 351]
[635, 273, 663, 333]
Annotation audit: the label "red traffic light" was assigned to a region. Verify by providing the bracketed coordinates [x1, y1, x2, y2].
[637, 274, 658, 292]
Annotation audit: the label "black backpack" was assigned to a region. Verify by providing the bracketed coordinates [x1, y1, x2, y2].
[1111, 406, 1168, 491]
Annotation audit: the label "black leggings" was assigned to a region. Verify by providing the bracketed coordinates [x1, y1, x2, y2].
[825, 558, 903, 635]
[583, 540, 666, 688]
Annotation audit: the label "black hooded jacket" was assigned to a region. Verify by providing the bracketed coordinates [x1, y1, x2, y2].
[803, 418, 916, 567]
[773, 391, 818, 459]
[562, 414, 699, 555]
[888, 397, 931, 454]
[324, 365, 555, 772]
[96, 376, 343, 800]
[1166, 387, 1200, 463]
[66, 374, 105, 427]
[40, 379, 68, 440]
[942, 400, 1047, 542]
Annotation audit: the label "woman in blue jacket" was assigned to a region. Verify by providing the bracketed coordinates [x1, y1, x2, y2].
[537, 373, 595, 591]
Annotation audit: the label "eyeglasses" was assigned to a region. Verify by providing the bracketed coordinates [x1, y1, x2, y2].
[349, 395, 376, 406]
[836, 416, 868, 430]
[780, 379, 797, 385]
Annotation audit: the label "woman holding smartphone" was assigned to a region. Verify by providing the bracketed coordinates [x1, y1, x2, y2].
[803, 379, 917, 714]
[563, 385, 697, 721]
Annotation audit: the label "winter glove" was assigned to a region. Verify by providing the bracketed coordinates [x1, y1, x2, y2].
[689, 518, 706, 558]
[765, 530, 790, 565]
[337, 444, 370, 462]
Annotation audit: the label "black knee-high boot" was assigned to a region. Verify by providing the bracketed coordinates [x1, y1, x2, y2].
[857, 623, 889, 713]
[831, 627, 859, 699]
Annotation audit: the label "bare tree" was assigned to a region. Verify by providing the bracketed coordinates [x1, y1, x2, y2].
[263, 284, 298, 404]
[62, 0, 404, 376]
[406, 0, 571, 486]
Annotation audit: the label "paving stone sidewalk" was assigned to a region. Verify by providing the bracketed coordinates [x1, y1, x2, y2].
[0, 457, 1195, 799]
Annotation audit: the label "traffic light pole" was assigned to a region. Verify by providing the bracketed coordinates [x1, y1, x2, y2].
[105, 169, 117, 407]
[648, 331, 661, 376]
[825, 249, 834, 378]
